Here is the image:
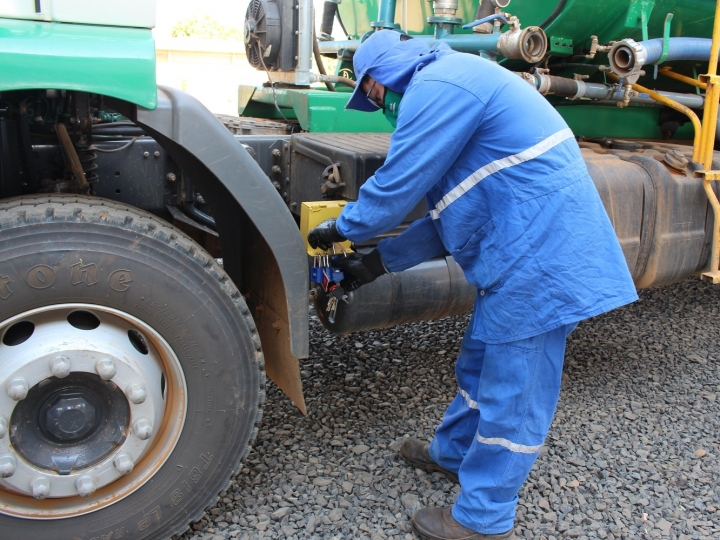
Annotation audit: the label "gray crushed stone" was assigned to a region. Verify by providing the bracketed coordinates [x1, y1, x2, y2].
[178, 278, 719, 540]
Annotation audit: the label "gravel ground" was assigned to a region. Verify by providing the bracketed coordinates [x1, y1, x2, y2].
[179, 278, 720, 540]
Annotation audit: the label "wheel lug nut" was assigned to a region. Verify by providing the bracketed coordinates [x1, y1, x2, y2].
[125, 382, 147, 404]
[132, 417, 153, 440]
[95, 358, 116, 380]
[113, 452, 134, 475]
[75, 475, 96, 497]
[49, 355, 71, 378]
[0, 454, 17, 478]
[6, 378, 29, 401]
[31, 477, 50, 499]
[0, 416, 7, 439]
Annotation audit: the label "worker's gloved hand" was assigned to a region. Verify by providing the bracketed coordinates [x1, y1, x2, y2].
[308, 218, 346, 250]
[334, 249, 388, 292]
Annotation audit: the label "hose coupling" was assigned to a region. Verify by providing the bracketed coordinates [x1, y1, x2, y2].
[497, 26, 547, 63]
[608, 39, 648, 84]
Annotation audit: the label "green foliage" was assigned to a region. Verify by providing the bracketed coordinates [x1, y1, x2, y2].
[171, 16, 243, 41]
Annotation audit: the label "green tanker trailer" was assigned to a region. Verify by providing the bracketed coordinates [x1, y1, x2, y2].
[0, 0, 718, 538]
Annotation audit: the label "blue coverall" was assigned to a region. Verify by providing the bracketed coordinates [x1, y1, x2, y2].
[338, 30, 638, 534]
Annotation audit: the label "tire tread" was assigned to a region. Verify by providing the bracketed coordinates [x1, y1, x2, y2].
[0, 194, 265, 540]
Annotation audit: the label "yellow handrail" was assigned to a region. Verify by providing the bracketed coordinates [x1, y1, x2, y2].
[658, 66, 707, 90]
[696, 0, 720, 283]
[698, 1, 720, 169]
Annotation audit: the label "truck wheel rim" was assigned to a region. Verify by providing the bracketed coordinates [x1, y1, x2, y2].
[0, 304, 187, 519]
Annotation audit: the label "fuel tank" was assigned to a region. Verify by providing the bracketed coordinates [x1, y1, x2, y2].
[312, 138, 718, 333]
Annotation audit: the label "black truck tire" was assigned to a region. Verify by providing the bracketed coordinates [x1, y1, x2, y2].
[0, 195, 264, 539]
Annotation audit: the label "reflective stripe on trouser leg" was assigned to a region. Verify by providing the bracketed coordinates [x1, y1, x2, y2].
[451, 323, 576, 535]
[428, 312, 486, 473]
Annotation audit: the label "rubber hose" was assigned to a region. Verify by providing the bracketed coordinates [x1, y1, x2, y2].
[543, 75, 579, 96]
[640, 37, 720, 64]
[333, 77, 357, 88]
[475, 0, 494, 20]
[321, 1, 337, 36]
[539, 0, 567, 29]
[313, 28, 336, 92]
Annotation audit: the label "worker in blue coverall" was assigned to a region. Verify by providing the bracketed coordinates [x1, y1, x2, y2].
[307, 30, 638, 540]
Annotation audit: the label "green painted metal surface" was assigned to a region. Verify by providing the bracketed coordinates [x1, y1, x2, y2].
[338, 1, 716, 53]
[0, 18, 157, 109]
[247, 1, 716, 140]
[556, 104, 693, 139]
[239, 86, 393, 133]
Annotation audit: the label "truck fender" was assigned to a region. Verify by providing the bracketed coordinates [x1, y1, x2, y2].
[108, 86, 309, 413]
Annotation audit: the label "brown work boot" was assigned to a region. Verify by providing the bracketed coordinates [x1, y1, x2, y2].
[412, 507, 515, 540]
[399, 439, 458, 482]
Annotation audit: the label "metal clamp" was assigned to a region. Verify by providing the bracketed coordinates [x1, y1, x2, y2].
[657, 13, 675, 65]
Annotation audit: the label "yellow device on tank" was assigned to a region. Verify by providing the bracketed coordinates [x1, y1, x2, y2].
[299, 201, 353, 255]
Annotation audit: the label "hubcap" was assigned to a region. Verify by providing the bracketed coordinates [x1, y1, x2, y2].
[11, 373, 130, 473]
[0, 305, 187, 519]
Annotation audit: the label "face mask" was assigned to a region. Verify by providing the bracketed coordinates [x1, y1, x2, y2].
[383, 90, 403, 128]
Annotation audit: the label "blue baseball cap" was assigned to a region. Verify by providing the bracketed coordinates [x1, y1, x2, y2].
[345, 30, 405, 112]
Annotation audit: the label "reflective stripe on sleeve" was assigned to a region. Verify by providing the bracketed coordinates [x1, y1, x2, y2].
[459, 388, 479, 410]
[475, 433, 543, 454]
[429, 128, 575, 219]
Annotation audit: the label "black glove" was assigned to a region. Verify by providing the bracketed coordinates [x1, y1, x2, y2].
[334, 249, 388, 292]
[307, 218, 346, 250]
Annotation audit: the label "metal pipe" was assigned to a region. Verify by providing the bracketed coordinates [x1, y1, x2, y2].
[418, 33, 502, 54]
[375, 0, 397, 28]
[296, 0, 314, 81]
[317, 39, 361, 54]
[318, 35, 507, 55]
[319, 35, 504, 55]
[402, 0, 407, 33]
[314, 256, 476, 334]
[317, 27, 548, 63]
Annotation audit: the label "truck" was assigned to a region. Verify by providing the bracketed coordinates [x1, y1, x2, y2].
[0, 0, 719, 538]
